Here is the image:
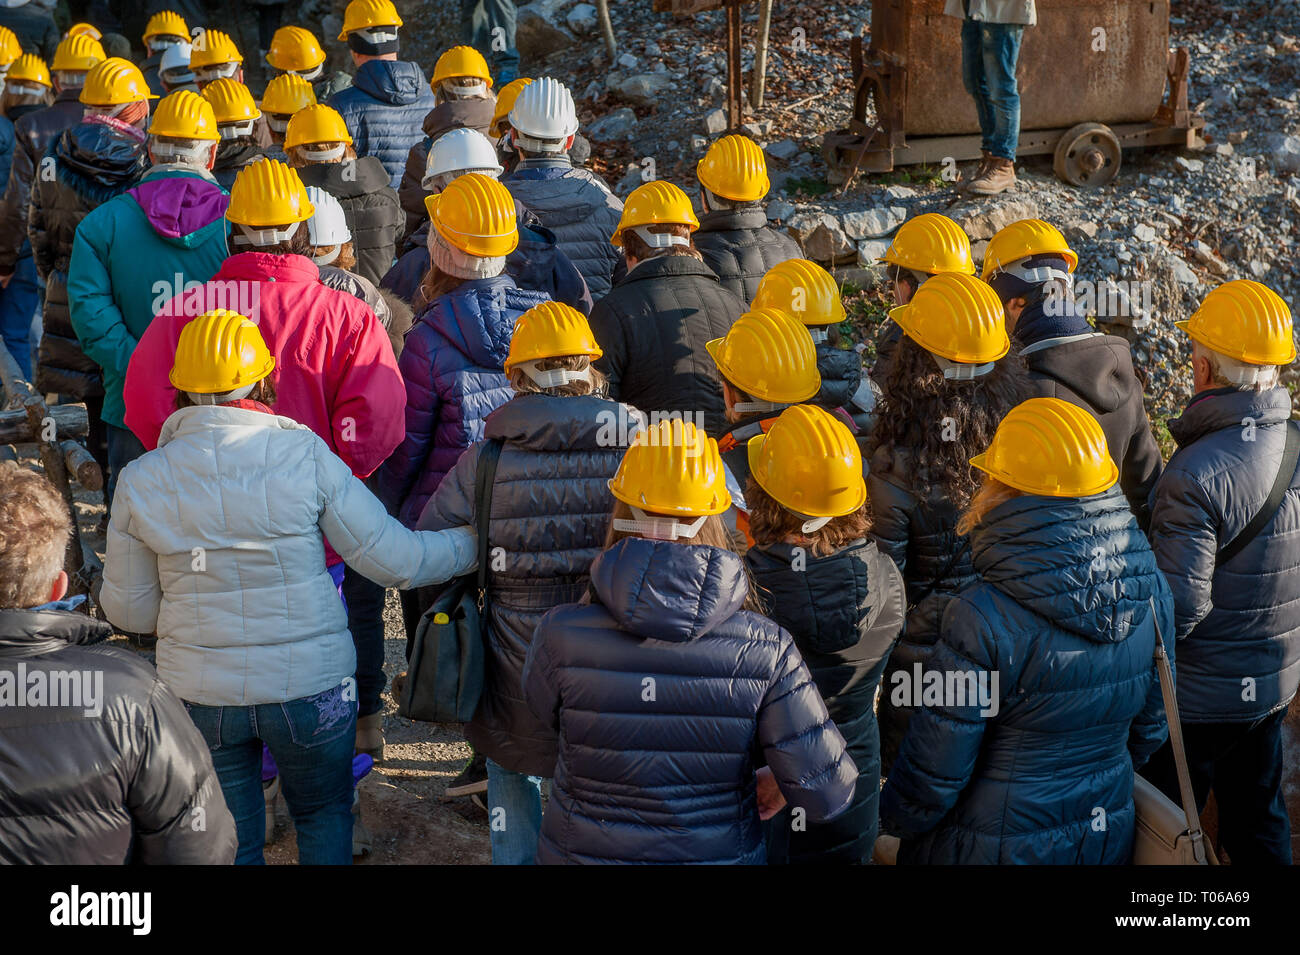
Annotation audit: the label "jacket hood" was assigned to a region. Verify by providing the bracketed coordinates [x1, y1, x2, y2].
[128, 171, 229, 242]
[697, 206, 768, 233]
[970, 489, 1162, 643]
[354, 59, 427, 106]
[1169, 385, 1293, 448]
[421, 97, 494, 138]
[590, 537, 750, 642]
[506, 166, 610, 228]
[215, 250, 320, 284]
[55, 117, 148, 192]
[418, 274, 520, 368]
[297, 155, 391, 198]
[157, 403, 307, 447]
[485, 392, 631, 451]
[1024, 333, 1139, 415]
[0, 607, 113, 656]
[621, 252, 720, 286]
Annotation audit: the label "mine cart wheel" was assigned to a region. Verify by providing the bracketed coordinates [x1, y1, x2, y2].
[1053, 122, 1123, 187]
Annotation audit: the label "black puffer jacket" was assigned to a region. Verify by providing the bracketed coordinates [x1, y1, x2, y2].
[29, 118, 146, 398]
[418, 393, 632, 776]
[868, 446, 980, 772]
[0, 91, 84, 275]
[0, 4, 59, 60]
[814, 339, 862, 411]
[748, 539, 905, 864]
[589, 254, 746, 436]
[524, 536, 857, 864]
[211, 139, 265, 191]
[298, 157, 403, 286]
[398, 97, 495, 237]
[0, 607, 236, 864]
[693, 206, 801, 302]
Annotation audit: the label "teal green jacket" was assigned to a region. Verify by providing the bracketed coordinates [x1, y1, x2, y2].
[68, 168, 229, 430]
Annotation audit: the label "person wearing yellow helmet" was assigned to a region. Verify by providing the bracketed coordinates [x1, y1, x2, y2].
[0, 2, 57, 64]
[866, 271, 1029, 772]
[692, 134, 800, 302]
[102, 307, 477, 866]
[202, 78, 268, 189]
[259, 71, 316, 157]
[139, 10, 190, 97]
[0, 23, 20, 80]
[1144, 281, 1300, 865]
[743, 403, 905, 863]
[264, 24, 352, 102]
[984, 218, 1163, 526]
[880, 395, 1175, 864]
[523, 416, 855, 864]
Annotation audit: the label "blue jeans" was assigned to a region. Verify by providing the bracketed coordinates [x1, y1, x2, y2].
[105, 424, 146, 512]
[186, 682, 357, 865]
[961, 19, 1024, 160]
[462, 0, 519, 85]
[486, 758, 544, 864]
[0, 254, 39, 380]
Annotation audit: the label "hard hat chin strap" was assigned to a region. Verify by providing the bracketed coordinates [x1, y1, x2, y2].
[292, 64, 324, 81]
[510, 129, 567, 154]
[630, 226, 688, 249]
[6, 81, 47, 97]
[429, 229, 506, 279]
[301, 143, 346, 161]
[232, 220, 301, 247]
[266, 116, 290, 133]
[807, 327, 829, 344]
[439, 80, 488, 100]
[612, 507, 709, 541]
[150, 139, 213, 164]
[186, 383, 255, 405]
[516, 360, 591, 390]
[218, 120, 256, 139]
[195, 62, 240, 82]
[148, 37, 185, 52]
[732, 398, 786, 414]
[312, 245, 341, 266]
[931, 353, 996, 380]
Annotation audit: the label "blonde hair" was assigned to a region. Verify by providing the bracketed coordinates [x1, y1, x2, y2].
[506, 354, 607, 397]
[0, 468, 70, 609]
[285, 141, 358, 167]
[956, 476, 1021, 537]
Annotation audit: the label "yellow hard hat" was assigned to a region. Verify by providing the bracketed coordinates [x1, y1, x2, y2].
[189, 29, 243, 69]
[981, 218, 1079, 280]
[1175, 280, 1296, 366]
[0, 26, 20, 68]
[66, 23, 102, 41]
[284, 103, 351, 148]
[430, 172, 518, 257]
[202, 78, 261, 124]
[748, 404, 866, 519]
[432, 45, 492, 88]
[171, 309, 276, 395]
[261, 72, 317, 116]
[882, 213, 976, 276]
[505, 301, 602, 373]
[80, 57, 157, 105]
[706, 307, 820, 404]
[971, 396, 1118, 498]
[338, 0, 403, 40]
[51, 33, 106, 72]
[266, 26, 326, 73]
[888, 271, 1010, 364]
[491, 77, 532, 137]
[752, 258, 846, 327]
[143, 11, 189, 44]
[150, 89, 219, 140]
[608, 418, 731, 517]
[226, 158, 314, 228]
[696, 134, 770, 203]
[611, 180, 700, 247]
[7, 54, 52, 89]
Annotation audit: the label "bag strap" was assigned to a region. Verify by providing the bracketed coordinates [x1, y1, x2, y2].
[473, 438, 505, 610]
[1148, 597, 1217, 865]
[1216, 420, 1300, 567]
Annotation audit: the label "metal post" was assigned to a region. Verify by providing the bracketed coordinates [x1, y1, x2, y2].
[726, 0, 744, 130]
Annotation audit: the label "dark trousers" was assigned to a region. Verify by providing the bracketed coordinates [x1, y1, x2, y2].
[342, 565, 387, 717]
[1144, 708, 1292, 865]
[461, 0, 519, 84]
[105, 423, 146, 513]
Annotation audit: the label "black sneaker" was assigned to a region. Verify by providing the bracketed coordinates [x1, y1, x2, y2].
[445, 751, 488, 797]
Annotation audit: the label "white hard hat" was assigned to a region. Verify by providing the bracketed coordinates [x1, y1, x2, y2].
[306, 186, 351, 248]
[159, 41, 194, 81]
[422, 127, 504, 190]
[508, 76, 578, 151]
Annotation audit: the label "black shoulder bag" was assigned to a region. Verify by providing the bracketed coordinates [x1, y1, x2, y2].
[1215, 421, 1300, 567]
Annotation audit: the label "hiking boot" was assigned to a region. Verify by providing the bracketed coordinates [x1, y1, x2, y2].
[263, 775, 280, 844]
[445, 751, 488, 797]
[961, 149, 992, 189]
[351, 789, 371, 858]
[967, 157, 1017, 195]
[355, 712, 384, 762]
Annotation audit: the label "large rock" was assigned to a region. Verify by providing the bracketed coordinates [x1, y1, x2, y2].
[840, 206, 906, 240]
[701, 109, 727, 135]
[786, 209, 835, 242]
[803, 218, 856, 264]
[857, 238, 891, 265]
[516, 0, 577, 59]
[954, 197, 1040, 241]
[766, 199, 796, 222]
[566, 3, 598, 35]
[1264, 133, 1300, 174]
[586, 108, 637, 141]
[617, 73, 675, 107]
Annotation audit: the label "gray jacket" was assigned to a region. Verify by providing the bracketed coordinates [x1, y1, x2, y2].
[1148, 386, 1300, 723]
[944, 0, 1036, 25]
[693, 206, 802, 303]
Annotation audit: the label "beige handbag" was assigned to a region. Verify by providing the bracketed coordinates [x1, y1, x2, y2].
[1132, 600, 1217, 865]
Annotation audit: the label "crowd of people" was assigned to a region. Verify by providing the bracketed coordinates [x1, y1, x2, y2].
[0, 0, 1297, 868]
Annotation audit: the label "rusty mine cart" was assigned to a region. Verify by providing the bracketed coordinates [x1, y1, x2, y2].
[823, 0, 1206, 188]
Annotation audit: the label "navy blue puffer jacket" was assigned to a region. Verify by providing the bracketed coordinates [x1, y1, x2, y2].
[376, 274, 550, 526]
[327, 60, 436, 190]
[1148, 386, 1300, 723]
[524, 537, 858, 864]
[879, 490, 1173, 865]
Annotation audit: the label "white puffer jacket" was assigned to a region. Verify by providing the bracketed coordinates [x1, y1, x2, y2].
[101, 404, 477, 706]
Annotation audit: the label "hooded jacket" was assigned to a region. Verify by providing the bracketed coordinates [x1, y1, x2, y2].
[0, 606, 236, 864]
[693, 205, 801, 302]
[1021, 328, 1163, 527]
[122, 251, 405, 483]
[814, 340, 862, 412]
[1148, 386, 1300, 723]
[524, 536, 858, 864]
[68, 167, 229, 430]
[376, 273, 551, 526]
[29, 116, 147, 398]
[418, 393, 634, 776]
[589, 254, 746, 436]
[211, 138, 264, 191]
[504, 156, 623, 298]
[880, 490, 1173, 865]
[327, 60, 437, 190]
[869, 446, 981, 771]
[398, 96, 495, 237]
[100, 404, 478, 706]
[747, 538, 905, 864]
[297, 156, 403, 286]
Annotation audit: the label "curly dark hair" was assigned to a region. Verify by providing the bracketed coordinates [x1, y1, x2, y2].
[868, 335, 1031, 507]
[745, 478, 872, 558]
